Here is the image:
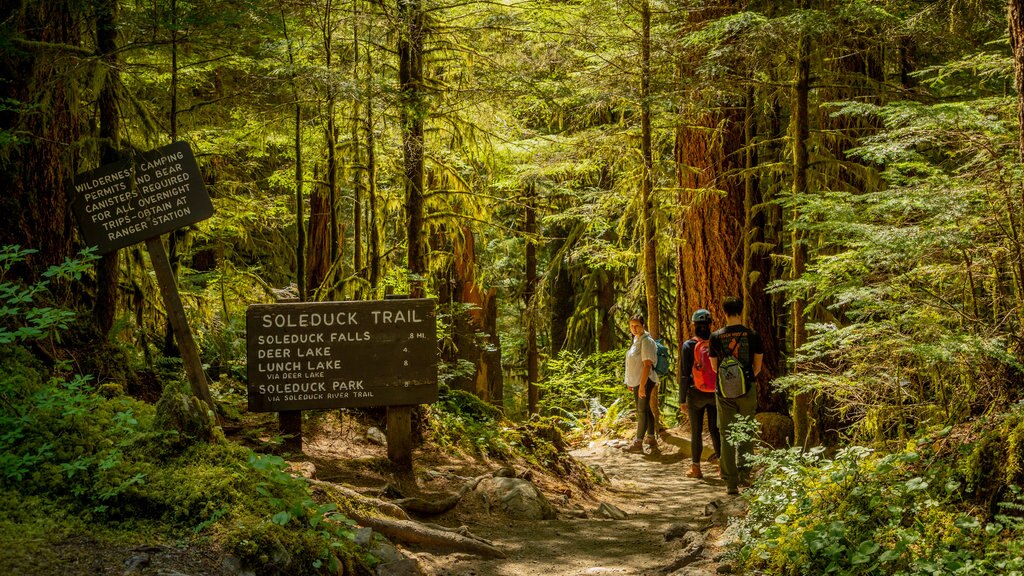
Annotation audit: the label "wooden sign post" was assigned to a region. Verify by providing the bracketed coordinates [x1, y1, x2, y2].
[246, 299, 439, 461]
[72, 141, 216, 412]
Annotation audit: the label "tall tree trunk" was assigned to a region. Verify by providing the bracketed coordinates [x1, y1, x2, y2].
[363, 14, 380, 292]
[525, 184, 539, 414]
[398, 0, 426, 289]
[640, 0, 659, 339]
[741, 87, 755, 326]
[95, 0, 120, 337]
[1008, 0, 1024, 316]
[674, 2, 781, 412]
[164, 0, 182, 354]
[392, 0, 427, 471]
[0, 1, 81, 278]
[282, 9, 306, 302]
[791, 0, 814, 448]
[350, 0, 362, 298]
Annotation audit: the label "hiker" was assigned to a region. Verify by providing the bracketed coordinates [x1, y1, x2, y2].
[623, 313, 659, 452]
[679, 308, 721, 479]
[709, 297, 763, 495]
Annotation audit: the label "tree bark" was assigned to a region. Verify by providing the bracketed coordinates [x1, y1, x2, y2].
[281, 10, 307, 303]
[526, 184, 540, 414]
[94, 0, 120, 337]
[791, 0, 813, 449]
[399, 0, 426, 287]
[392, 0, 427, 471]
[640, 0, 659, 339]
[0, 1, 81, 278]
[1007, 0, 1024, 314]
[674, 1, 781, 412]
[365, 35, 381, 291]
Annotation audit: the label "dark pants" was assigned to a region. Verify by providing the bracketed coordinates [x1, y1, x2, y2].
[633, 379, 657, 441]
[687, 391, 721, 464]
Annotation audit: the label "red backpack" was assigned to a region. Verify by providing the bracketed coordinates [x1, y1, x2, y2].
[691, 337, 717, 393]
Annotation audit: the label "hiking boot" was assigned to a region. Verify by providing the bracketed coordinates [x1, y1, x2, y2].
[644, 436, 658, 448]
[687, 463, 703, 479]
[623, 440, 644, 453]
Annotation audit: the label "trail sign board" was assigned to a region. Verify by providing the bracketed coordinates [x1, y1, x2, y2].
[246, 299, 438, 412]
[71, 141, 213, 254]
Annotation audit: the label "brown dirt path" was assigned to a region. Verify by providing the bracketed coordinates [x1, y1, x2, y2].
[416, 426, 731, 576]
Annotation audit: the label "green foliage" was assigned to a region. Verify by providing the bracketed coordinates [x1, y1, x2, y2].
[427, 385, 513, 458]
[537, 349, 627, 434]
[771, 84, 1024, 440]
[224, 453, 366, 576]
[736, 429, 1024, 576]
[961, 402, 1024, 509]
[0, 245, 98, 344]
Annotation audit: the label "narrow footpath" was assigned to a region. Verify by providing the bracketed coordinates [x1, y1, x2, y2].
[417, 427, 741, 576]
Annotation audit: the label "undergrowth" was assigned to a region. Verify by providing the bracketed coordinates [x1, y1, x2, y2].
[0, 247, 372, 575]
[735, 418, 1024, 576]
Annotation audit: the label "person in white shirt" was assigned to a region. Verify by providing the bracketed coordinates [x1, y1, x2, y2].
[623, 313, 660, 452]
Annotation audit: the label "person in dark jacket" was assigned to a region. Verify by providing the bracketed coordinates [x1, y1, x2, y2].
[679, 309, 721, 479]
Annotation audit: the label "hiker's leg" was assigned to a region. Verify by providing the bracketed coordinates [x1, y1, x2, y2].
[633, 386, 645, 442]
[707, 399, 722, 459]
[649, 385, 661, 432]
[736, 388, 758, 479]
[687, 397, 705, 463]
[643, 379, 657, 440]
[717, 396, 740, 490]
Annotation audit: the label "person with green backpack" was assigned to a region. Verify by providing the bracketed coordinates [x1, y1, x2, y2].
[709, 297, 763, 495]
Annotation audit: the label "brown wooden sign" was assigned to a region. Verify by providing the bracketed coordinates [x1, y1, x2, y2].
[71, 141, 213, 254]
[246, 299, 438, 412]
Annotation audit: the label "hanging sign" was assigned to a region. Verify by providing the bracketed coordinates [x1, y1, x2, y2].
[71, 141, 213, 254]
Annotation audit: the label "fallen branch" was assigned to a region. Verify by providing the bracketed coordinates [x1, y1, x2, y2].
[352, 515, 505, 559]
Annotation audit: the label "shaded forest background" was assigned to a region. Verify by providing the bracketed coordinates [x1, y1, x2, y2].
[5, 0, 1024, 573]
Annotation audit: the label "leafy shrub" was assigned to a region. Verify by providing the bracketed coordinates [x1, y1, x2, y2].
[0, 246, 369, 574]
[736, 427, 1024, 575]
[427, 385, 513, 458]
[538, 349, 630, 434]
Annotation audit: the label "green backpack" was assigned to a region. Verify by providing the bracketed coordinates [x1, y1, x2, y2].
[716, 332, 750, 399]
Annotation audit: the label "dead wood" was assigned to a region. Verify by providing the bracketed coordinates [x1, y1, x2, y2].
[353, 515, 505, 558]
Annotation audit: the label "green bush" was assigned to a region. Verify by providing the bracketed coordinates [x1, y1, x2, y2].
[427, 385, 514, 458]
[736, 427, 1024, 575]
[538, 349, 630, 434]
[0, 246, 370, 575]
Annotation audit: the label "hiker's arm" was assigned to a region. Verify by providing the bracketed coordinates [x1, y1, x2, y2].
[679, 342, 694, 406]
[639, 360, 653, 398]
[753, 353, 763, 377]
[710, 357, 718, 372]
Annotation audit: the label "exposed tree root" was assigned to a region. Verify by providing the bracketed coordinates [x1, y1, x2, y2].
[312, 473, 503, 558]
[352, 515, 505, 559]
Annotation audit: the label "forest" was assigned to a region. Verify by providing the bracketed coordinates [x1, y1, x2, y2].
[4, 0, 1024, 574]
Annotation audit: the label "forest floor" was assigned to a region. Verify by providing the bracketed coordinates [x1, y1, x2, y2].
[300, 419, 736, 576]
[18, 421, 737, 576]
[407, 426, 734, 576]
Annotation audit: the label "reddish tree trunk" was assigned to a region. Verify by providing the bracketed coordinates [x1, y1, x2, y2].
[674, 3, 781, 413]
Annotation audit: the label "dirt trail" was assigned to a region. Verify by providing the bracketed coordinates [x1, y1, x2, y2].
[417, 427, 730, 576]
